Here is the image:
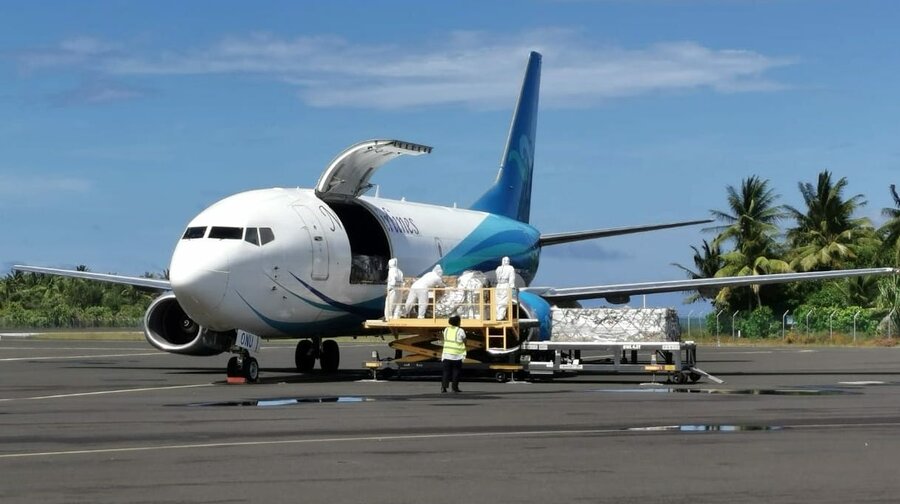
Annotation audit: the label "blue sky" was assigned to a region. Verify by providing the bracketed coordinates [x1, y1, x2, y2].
[1, 0, 898, 314]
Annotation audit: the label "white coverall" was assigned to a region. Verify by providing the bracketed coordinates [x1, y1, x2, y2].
[494, 257, 516, 320]
[404, 265, 446, 318]
[384, 258, 404, 320]
[457, 271, 480, 319]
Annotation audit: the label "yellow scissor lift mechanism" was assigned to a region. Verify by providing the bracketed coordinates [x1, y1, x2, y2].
[363, 284, 524, 381]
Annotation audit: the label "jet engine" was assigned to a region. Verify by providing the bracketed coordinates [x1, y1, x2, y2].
[143, 292, 235, 356]
[516, 291, 554, 342]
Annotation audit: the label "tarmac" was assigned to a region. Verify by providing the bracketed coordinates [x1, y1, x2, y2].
[2, 337, 900, 503]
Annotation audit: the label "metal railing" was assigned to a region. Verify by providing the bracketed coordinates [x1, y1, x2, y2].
[385, 286, 516, 323]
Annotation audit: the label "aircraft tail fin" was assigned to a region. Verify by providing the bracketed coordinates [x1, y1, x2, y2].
[470, 51, 541, 223]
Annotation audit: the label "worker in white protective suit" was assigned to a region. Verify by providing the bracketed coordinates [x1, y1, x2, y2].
[457, 270, 483, 319]
[384, 258, 404, 320]
[494, 257, 516, 320]
[404, 265, 446, 318]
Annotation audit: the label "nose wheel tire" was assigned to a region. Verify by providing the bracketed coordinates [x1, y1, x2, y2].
[243, 357, 259, 382]
[226, 356, 240, 377]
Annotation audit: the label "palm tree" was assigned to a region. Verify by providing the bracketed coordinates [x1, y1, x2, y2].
[880, 184, 900, 264]
[672, 240, 723, 303]
[715, 250, 792, 309]
[785, 170, 879, 271]
[708, 176, 785, 256]
[707, 176, 788, 308]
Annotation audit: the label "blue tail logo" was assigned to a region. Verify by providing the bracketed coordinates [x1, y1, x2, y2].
[470, 51, 541, 224]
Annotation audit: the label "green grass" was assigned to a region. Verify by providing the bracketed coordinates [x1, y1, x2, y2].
[688, 332, 899, 347]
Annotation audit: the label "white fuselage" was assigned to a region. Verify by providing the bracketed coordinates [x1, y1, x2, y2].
[168, 187, 541, 338]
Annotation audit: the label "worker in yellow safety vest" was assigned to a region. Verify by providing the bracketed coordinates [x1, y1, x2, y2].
[441, 314, 466, 393]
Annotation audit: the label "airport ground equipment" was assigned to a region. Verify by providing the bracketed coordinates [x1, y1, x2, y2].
[363, 285, 713, 383]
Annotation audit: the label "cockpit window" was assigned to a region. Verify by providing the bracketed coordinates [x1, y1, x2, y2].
[244, 227, 259, 246]
[259, 227, 275, 245]
[182, 226, 207, 239]
[209, 226, 243, 240]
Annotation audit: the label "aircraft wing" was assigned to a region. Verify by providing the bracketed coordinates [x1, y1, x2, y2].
[315, 139, 432, 200]
[12, 265, 171, 291]
[539, 219, 713, 246]
[525, 267, 899, 304]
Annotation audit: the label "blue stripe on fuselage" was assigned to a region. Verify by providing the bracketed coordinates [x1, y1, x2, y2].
[438, 213, 541, 283]
[236, 290, 367, 336]
[290, 273, 383, 319]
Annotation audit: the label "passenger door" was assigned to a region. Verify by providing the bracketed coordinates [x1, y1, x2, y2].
[292, 205, 330, 281]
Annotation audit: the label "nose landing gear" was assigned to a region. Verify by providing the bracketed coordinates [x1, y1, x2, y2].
[226, 351, 259, 383]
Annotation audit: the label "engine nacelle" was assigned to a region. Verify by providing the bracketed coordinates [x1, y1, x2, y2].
[606, 294, 631, 305]
[517, 291, 553, 342]
[143, 292, 235, 356]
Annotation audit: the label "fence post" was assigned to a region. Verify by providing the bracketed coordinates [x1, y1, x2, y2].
[890, 308, 897, 339]
[684, 310, 692, 339]
[732, 310, 739, 340]
[716, 309, 725, 347]
[853, 310, 861, 343]
[829, 309, 837, 341]
[806, 309, 814, 342]
[782, 310, 790, 341]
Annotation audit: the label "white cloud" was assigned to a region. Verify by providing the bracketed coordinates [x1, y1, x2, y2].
[0, 174, 92, 199]
[12, 29, 793, 109]
[50, 80, 147, 106]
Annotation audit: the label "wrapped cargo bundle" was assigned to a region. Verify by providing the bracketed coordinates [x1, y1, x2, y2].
[550, 307, 680, 343]
[434, 271, 486, 318]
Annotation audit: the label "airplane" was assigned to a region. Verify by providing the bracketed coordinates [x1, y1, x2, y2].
[14, 51, 897, 381]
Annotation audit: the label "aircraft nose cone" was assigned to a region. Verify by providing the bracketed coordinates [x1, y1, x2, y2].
[169, 244, 230, 325]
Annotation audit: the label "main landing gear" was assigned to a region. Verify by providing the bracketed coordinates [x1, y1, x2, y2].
[226, 351, 259, 382]
[294, 337, 341, 373]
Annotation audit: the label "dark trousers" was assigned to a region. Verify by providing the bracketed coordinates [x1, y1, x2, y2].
[441, 359, 463, 391]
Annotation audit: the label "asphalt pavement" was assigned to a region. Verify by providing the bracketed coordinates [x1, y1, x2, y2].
[2, 337, 900, 503]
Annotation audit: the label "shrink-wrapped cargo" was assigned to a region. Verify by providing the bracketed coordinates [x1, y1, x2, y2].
[550, 307, 680, 343]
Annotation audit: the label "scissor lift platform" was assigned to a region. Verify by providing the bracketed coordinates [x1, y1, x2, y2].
[363, 286, 526, 380]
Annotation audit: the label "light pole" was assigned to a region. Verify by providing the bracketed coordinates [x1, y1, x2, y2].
[732, 310, 740, 340]
[782, 310, 790, 341]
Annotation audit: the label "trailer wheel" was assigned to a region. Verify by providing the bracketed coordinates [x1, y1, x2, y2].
[495, 372, 510, 383]
[671, 372, 687, 384]
[689, 372, 702, 383]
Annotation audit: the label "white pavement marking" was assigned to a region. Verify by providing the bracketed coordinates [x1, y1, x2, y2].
[4, 421, 900, 460]
[0, 383, 213, 403]
[0, 352, 162, 362]
[838, 381, 886, 385]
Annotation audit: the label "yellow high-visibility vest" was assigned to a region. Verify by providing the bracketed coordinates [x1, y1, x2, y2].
[442, 327, 466, 357]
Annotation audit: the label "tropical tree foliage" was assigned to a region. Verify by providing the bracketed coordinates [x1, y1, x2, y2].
[705, 175, 789, 309]
[681, 173, 898, 333]
[785, 170, 879, 271]
[881, 184, 900, 264]
[671, 240, 722, 303]
[0, 268, 158, 328]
